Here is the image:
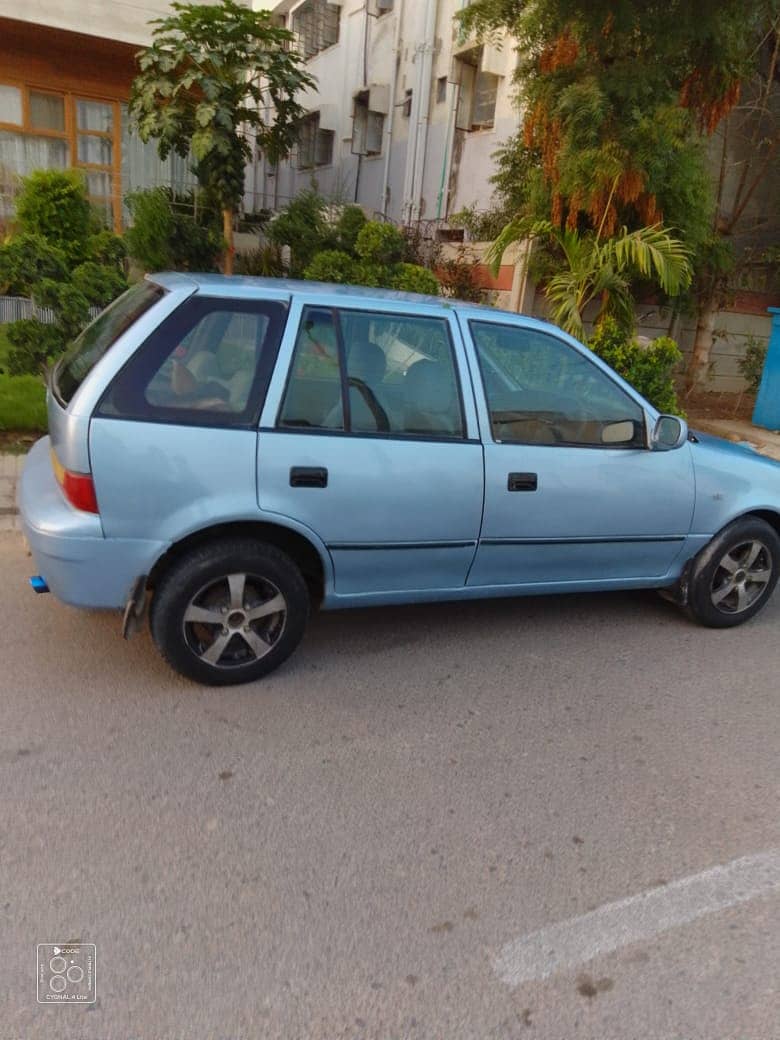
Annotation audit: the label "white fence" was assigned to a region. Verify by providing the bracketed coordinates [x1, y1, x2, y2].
[0, 296, 101, 324]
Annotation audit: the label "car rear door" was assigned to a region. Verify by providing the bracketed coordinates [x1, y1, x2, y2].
[89, 290, 290, 545]
[256, 295, 484, 598]
[461, 316, 695, 587]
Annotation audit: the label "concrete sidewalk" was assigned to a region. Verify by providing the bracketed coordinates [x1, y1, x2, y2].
[0, 453, 23, 532]
[689, 417, 780, 463]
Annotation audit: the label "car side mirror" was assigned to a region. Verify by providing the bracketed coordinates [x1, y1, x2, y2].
[651, 414, 688, 451]
[601, 420, 637, 445]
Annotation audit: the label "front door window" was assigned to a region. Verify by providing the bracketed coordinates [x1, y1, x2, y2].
[470, 321, 645, 448]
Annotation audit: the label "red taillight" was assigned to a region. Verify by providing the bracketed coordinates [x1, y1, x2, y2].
[51, 450, 99, 514]
[62, 470, 99, 513]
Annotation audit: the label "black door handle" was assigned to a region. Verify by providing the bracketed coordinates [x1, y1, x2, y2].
[290, 466, 328, 488]
[508, 472, 538, 492]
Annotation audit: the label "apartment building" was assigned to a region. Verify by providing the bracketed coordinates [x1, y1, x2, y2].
[0, 1, 231, 230]
[249, 0, 520, 226]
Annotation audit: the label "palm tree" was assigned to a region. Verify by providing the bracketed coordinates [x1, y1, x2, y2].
[488, 217, 692, 341]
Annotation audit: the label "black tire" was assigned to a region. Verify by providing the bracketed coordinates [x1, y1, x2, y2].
[686, 516, 780, 628]
[150, 538, 309, 685]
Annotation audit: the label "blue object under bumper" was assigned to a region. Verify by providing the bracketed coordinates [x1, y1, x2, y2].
[18, 437, 166, 610]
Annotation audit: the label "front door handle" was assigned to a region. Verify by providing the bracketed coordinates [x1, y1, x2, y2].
[508, 472, 538, 492]
[290, 466, 328, 489]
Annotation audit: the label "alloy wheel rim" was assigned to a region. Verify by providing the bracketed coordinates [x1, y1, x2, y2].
[183, 572, 287, 668]
[709, 540, 772, 615]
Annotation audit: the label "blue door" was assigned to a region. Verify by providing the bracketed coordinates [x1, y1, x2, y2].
[257, 299, 484, 597]
[464, 318, 695, 587]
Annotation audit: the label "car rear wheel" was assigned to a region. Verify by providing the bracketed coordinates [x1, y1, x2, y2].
[687, 517, 779, 628]
[150, 539, 309, 685]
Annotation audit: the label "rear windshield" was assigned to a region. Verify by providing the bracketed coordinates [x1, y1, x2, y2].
[54, 281, 165, 405]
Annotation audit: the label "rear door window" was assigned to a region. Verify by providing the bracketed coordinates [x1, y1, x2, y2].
[278, 306, 466, 439]
[54, 281, 164, 405]
[97, 296, 288, 427]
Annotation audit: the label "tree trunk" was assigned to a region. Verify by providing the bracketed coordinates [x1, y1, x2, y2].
[222, 208, 234, 276]
[686, 293, 717, 392]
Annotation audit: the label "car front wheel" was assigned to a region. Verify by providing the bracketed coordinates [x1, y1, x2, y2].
[150, 538, 310, 685]
[687, 516, 779, 628]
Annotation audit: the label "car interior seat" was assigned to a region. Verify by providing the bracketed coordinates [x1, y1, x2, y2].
[403, 358, 461, 436]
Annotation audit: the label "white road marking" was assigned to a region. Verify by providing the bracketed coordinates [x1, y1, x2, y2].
[494, 847, 780, 988]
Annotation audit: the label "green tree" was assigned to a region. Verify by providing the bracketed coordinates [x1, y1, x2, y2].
[488, 217, 691, 340]
[130, 0, 315, 274]
[459, 0, 776, 372]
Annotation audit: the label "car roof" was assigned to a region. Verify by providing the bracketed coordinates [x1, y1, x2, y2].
[150, 271, 469, 306]
[146, 272, 562, 334]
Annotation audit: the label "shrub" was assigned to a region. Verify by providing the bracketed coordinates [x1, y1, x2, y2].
[268, 190, 334, 276]
[0, 373, 47, 431]
[588, 318, 683, 415]
[71, 261, 128, 309]
[234, 244, 285, 277]
[438, 246, 485, 303]
[390, 262, 440, 296]
[15, 170, 94, 264]
[0, 233, 68, 295]
[1, 169, 128, 376]
[304, 249, 356, 284]
[124, 188, 221, 272]
[737, 336, 768, 395]
[5, 320, 63, 376]
[335, 206, 367, 253]
[351, 261, 394, 288]
[356, 222, 407, 265]
[90, 228, 128, 268]
[355, 221, 406, 266]
[450, 203, 514, 242]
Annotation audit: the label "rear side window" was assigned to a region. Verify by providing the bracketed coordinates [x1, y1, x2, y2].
[55, 282, 164, 405]
[97, 296, 288, 428]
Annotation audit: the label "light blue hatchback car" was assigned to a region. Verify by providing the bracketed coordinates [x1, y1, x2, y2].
[19, 274, 780, 684]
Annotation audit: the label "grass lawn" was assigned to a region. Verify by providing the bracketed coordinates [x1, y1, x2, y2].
[0, 325, 48, 437]
[0, 374, 47, 432]
[0, 324, 11, 371]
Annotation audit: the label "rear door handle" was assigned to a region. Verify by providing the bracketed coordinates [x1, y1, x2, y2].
[290, 466, 328, 489]
[508, 472, 538, 492]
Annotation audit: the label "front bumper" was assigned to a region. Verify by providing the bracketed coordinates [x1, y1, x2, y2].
[18, 437, 166, 609]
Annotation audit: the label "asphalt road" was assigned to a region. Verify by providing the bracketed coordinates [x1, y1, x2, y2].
[1, 531, 778, 1040]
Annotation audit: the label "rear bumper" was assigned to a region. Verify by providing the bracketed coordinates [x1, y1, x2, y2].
[18, 437, 165, 609]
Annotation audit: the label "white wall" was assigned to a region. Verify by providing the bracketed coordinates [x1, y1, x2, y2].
[0, 0, 248, 46]
[249, 0, 522, 223]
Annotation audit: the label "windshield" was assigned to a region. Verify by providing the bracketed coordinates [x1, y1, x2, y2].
[54, 281, 165, 405]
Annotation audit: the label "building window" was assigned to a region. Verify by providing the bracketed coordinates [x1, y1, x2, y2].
[436, 76, 448, 104]
[0, 81, 121, 227]
[402, 89, 413, 118]
[372, 0, 394, 15]
[293, 0, 340, 60]
[455, 47, 500, 131]
[352, 92, 384, 156]
[298, 112, 334, 169]
[0, 84, 22, 125]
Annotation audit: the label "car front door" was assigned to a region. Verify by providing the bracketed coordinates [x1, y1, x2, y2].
[463, 317, 695, 588]
[256, 298, 484, 598]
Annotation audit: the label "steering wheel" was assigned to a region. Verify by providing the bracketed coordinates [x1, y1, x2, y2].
[348, 377, 391, 432]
